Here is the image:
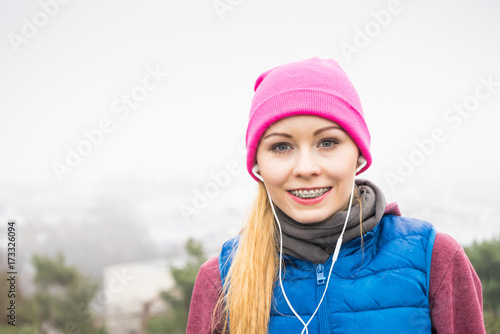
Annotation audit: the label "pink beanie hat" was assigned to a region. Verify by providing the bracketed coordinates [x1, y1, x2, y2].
[246, 57, 372, 182]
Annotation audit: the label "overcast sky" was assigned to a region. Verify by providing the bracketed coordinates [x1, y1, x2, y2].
[1, 0, 499, 247]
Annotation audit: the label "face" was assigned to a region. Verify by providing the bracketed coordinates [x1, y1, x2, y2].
[255, 115, 361, 224]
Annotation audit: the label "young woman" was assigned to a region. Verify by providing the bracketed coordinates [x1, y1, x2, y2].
[187, 58, 485, 333]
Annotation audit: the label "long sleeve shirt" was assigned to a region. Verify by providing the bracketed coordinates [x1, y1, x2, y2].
[187, 231, 485, 333]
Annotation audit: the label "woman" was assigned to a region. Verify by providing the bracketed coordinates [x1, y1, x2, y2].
[187, 58, 485, 333]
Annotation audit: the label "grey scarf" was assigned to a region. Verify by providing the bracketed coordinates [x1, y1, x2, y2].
[274, 179, 386, 264]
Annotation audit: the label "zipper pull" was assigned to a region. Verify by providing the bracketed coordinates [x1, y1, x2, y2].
[316, 263, 326, 285]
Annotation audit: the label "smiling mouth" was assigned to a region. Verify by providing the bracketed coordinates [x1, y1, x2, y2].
[288, 187, 332, 199]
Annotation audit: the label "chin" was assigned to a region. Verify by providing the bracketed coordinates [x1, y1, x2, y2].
[289, 210, 333, 224]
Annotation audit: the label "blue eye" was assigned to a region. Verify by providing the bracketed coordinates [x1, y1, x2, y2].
[319, 139, 338, 148]
[271, 143, 291, 154]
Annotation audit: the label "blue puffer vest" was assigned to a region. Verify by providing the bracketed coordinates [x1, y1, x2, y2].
[219, 215, 436, 333]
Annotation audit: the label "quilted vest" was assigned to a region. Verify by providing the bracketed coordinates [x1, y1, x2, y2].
[219, 215, 436, 333]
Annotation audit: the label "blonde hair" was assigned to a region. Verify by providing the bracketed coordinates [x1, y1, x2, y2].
[215, 182, 363, 333]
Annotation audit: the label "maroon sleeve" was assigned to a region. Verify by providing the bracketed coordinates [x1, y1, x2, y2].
[429, 232, 486, 333]
[187, 256, 224, 334]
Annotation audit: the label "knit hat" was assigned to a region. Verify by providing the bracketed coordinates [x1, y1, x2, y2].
[246, 57, 372, 182]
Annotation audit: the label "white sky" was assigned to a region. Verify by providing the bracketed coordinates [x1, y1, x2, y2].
[1, 0, 499, 246]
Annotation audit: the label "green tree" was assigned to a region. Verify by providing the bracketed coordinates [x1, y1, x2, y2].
[147, 239, 207, 334]
[31, 252, 107, 334]
[464, 237, 500, 333]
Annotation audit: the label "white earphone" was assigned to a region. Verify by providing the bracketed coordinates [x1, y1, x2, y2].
[356, 155, 367, 173]
[251, 155, 366, 333]
[252, 164, 263, 181]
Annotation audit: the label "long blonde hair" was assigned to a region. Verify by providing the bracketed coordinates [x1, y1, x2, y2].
[215, 182, 363, 333]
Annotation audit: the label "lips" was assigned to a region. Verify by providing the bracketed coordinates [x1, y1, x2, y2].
[286, 187, 332, 206]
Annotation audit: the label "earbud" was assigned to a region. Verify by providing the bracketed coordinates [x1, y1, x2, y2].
[252, 164, 264, 182]
[356, 156, 367, 173]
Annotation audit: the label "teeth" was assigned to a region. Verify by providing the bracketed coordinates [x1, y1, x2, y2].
[290, 187, 330, 199]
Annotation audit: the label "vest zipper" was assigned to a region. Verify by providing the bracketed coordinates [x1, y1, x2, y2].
[316, 263, 326, 285]
[316, 263, 330, 333]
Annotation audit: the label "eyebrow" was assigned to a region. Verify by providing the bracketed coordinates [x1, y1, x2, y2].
[262, 132, 292, 140]
[262, 125, 343, 140]
[313, 125, 343, 135]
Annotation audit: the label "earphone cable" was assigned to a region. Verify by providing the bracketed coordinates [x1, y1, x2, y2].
[267, 180, 356, 334]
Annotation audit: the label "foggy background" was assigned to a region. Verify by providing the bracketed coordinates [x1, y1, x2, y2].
[1, 0, 499, 285]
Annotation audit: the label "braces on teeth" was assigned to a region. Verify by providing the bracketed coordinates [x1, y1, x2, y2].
[290, 187, 331, 199]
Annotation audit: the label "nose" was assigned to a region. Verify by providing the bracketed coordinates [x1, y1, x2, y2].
[292, 150, 321, 178]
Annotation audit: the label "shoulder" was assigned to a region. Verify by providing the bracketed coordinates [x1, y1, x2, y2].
[378, 214, 436, 240]
[188, 256, 224, 333]
[431, 232, 467, 280]
[202, 255, 220, 269]
[428, 232, 485, 333]
[430, 232, 471, 296]
[382, 203, 435, 237]
[432, 232, 463, 260]
[196, 255, 222, 290]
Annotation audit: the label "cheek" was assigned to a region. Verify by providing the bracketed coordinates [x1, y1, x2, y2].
[324, 159, 356, 180]
[260, 160, 289, 188]
[256, 148, 291, 187]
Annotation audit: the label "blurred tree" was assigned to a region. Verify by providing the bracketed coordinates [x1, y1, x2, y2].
[464, 237, 500, 333]
[147, 239, 207, 334]
[0, 325, 40, 334]
[0, 252, 107, 333]
[31, 252, 107, 334]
